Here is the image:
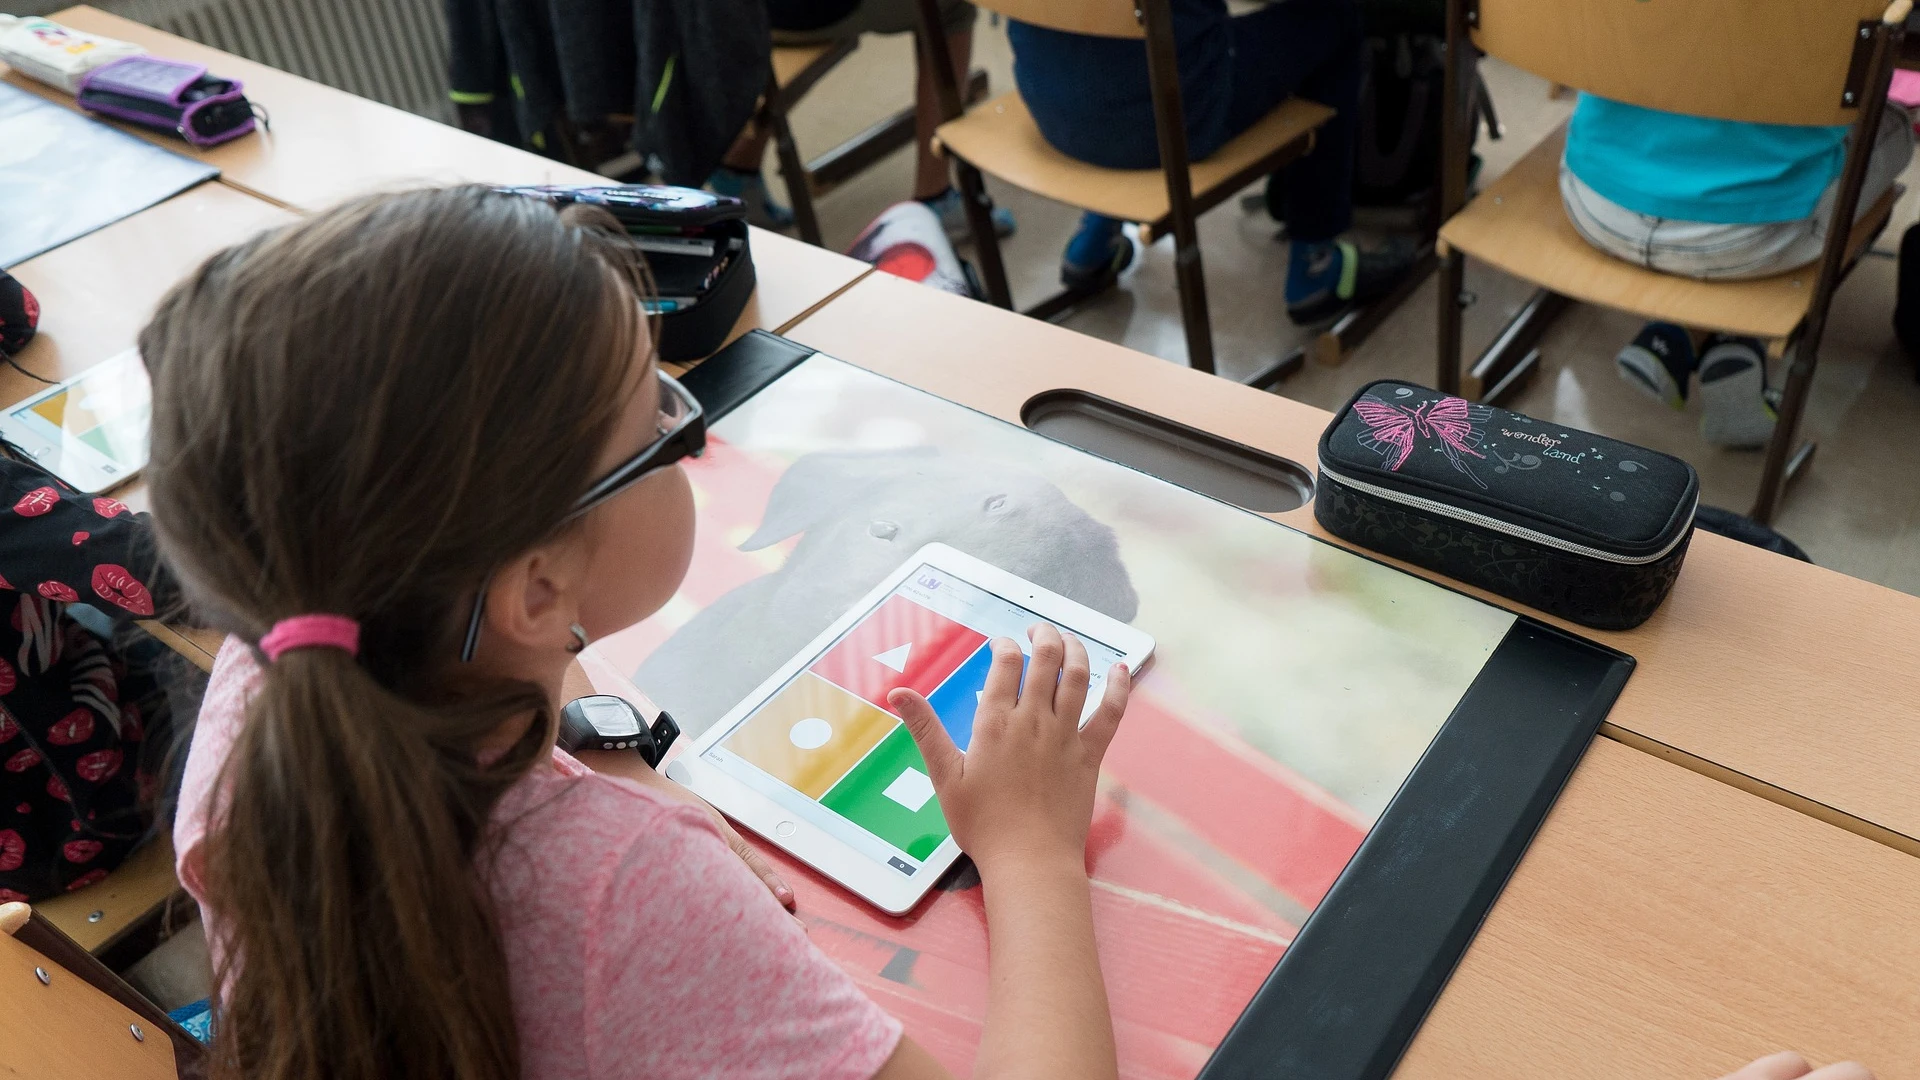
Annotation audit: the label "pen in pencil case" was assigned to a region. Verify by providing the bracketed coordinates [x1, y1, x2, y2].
[643, 297, 702, 313]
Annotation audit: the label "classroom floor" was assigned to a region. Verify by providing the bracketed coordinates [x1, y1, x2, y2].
[771, 17, 1920, 597]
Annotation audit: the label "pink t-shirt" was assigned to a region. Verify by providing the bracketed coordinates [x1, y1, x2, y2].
[175, 638, 902, 1079]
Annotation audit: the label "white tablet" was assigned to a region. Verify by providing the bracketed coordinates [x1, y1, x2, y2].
[666, 543, 1154, 914]
[0, 350, 149, 493]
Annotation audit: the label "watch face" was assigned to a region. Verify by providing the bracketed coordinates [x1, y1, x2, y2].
[580, 696, 643, 738]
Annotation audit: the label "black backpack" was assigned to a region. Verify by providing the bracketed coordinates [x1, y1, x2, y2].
[1353, 33, 1449, 209]
[1894, 222, 1920, 382]
[1263, 0, 1481, 226]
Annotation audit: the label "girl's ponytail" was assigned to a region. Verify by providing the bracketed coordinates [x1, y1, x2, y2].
[207, 652, 545, 1080]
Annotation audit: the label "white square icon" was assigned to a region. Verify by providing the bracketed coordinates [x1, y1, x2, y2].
[882, 767, 936, 812]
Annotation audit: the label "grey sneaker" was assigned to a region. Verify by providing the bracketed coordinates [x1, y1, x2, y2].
[1697, 335, 1777, 449]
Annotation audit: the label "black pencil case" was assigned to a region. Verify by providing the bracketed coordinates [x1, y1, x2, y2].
[495, 184, 756, 363]
[1313, 380, 1698, 630]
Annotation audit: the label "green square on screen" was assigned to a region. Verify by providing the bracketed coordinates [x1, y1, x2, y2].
[819, 723, 950, 860]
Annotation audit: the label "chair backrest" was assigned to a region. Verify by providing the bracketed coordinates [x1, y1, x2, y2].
[1, 928, 178, 1080]
[1473, 0, 1896, 126]
[968, 0, 1145, 39]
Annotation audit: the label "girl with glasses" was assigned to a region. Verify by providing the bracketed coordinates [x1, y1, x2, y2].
[140, 185, 1129, 1080]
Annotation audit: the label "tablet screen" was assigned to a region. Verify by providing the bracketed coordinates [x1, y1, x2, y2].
[699, 563, 1127, 876]
[6, 352, 151, 474]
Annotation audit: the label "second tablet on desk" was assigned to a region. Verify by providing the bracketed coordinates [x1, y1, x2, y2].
[0, 349, 149, 493]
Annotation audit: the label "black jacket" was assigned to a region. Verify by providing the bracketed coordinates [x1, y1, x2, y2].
[446, 0, 770, 185]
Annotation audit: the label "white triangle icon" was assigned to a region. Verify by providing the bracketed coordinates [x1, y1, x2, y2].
[873, 643, 912, 673]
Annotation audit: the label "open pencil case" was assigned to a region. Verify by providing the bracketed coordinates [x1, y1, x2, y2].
[76, 55, 257, 147]
[1314, 380, 1699, 630]
[495, 184, 756, 362]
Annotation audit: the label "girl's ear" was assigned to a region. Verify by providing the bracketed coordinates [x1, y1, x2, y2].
[481, 534, 591, 656]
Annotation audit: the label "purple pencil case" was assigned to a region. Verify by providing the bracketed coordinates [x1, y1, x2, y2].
[77, 55, 256, 148]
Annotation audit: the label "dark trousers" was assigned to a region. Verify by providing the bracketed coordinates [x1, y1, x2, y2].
[1011, 0, 1361, 243]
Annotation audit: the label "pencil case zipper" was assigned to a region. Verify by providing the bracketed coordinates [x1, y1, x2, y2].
[1318, 463, 1696, 566]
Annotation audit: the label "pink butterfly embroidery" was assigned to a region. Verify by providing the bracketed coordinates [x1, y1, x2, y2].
[1352, 394, 1493, 489]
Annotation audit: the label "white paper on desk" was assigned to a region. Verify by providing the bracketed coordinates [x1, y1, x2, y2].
[0, 80, 219, 268]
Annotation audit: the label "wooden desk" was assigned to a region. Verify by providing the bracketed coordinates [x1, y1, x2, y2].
[4, 183, 295, 403]
[1397, 738, 1920, 1080]
[12, 6, 603, 212]
[784, 273, 1920, 855]
[722, 230, 871, 346]
[784, 272, 1920, 1077]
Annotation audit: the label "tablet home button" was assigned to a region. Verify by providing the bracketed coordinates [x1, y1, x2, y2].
[775, 820, 797, 837]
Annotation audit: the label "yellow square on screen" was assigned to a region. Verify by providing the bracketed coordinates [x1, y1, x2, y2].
[722, 672, 899, 799]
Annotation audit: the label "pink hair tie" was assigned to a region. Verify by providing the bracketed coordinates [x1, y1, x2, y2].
[260, 614, 361, 662]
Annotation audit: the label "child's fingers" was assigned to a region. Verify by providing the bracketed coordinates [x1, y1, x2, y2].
[1052, 632, 1091, 724]
[0, 902, 27, 936]
[1022, 624, 1065, 712]
[890, 688, 963, 791]
[1804, 1064, 1875, 1080]
[726, 829, 796, 911]
[979, 636, 1025, 711]
[1079, 663, 1130, 761]
[1726, 1053, 1815, 1080]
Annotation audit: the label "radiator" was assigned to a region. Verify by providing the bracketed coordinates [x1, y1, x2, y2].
[97, 0, 453, 123]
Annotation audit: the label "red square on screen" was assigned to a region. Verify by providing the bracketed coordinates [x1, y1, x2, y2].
[811, 594, 987, 710]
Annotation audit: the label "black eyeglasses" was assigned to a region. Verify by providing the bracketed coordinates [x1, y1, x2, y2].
[459, 370, 705, 662]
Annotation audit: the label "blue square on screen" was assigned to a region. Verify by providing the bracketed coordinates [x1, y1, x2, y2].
[924, 643, 1025, 752]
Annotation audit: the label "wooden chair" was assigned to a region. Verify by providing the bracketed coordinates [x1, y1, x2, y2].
[35, 837, 186, 961]
[913, 0, 1337, 377]
[764, 40, 991, 246]
[29, 622, 213, 965]
[2, 904, 203, 1079]
[1434, 0, 1911, 523]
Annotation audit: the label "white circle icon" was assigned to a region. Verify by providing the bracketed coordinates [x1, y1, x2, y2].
[789, 717, 833, 750]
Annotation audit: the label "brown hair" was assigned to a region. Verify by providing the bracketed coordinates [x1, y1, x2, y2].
[139, 187, 648, 1080]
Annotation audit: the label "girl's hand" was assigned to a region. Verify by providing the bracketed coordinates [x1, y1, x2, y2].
[0, 902, 26, 936]
[693, 794, 798, 913]
[888, 623, 1129, 876]
[1720, 1052, 1873, 1080]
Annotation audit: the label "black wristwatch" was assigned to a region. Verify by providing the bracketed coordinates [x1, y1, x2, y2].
[557, 695, 680, 767]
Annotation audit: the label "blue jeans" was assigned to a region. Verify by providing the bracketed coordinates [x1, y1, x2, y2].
[1008, 0, 1361, 243]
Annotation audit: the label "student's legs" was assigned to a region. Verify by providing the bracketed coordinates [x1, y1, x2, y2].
[1214, 0, 1409, 320]
[1564, 107, 1914, 446]
[1059, 0, 1374, 290]
[1221, 0, 1363, 244]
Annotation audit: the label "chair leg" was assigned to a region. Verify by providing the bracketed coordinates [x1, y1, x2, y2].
[1436, 249, 1466, 395]
[1242, 348, 1307, 390]
[953, 161, 1013, 308]
[1751, 340, 1820, 525]
[1171, 234, 1216, 375]
[1467, 288, 1566, 402]
[767, 107, 824, 247]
